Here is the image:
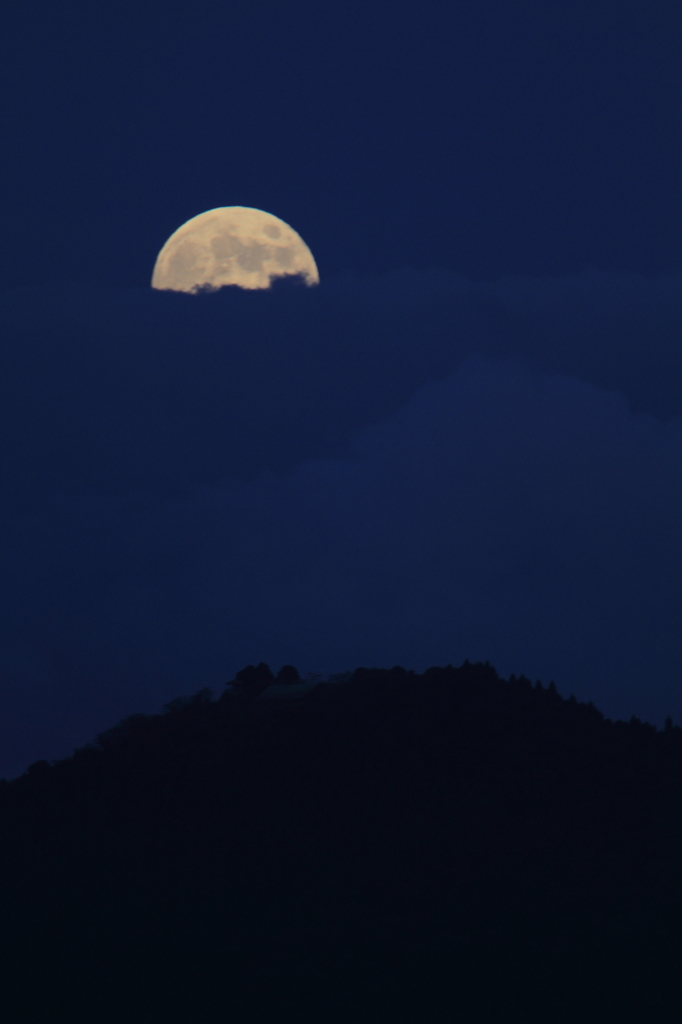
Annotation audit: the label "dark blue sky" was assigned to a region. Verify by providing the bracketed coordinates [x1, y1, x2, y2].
[1, 1, 681, 778]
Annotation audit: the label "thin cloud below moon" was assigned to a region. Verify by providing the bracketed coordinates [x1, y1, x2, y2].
[151, 207, 319, 292]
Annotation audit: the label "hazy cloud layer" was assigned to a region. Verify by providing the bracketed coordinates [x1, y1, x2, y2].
[2, 269, 680, 510]
[1, 270, 681, 776]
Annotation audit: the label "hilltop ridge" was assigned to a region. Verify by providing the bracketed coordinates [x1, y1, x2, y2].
[1, 661, 681, 1022]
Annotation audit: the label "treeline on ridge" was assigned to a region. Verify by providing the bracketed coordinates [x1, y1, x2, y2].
[0, 661, 681, 1022]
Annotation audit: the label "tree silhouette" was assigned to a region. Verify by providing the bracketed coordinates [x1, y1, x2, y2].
[276, 664, 301, 684]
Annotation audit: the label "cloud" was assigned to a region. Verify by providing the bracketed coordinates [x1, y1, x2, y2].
[485, 267, 682, 420]
[0, 269, 681, 776]
[2, 268, 680, 511]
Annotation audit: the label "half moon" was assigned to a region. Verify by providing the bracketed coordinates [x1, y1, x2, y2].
[151, 207, 319, 293]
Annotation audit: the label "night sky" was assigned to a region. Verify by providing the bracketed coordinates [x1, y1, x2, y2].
[1, 1, 681, 780]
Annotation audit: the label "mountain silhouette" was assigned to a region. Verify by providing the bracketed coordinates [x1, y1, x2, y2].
[1, 661, 681, 1022]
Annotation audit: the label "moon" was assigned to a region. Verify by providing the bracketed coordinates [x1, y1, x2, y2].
[151, 207, 319, 293]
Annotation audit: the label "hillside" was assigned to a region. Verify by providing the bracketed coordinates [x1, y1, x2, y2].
[1, 662, 681, 1022]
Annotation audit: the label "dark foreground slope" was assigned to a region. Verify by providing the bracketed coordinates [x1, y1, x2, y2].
[1, 663, 681, 1023]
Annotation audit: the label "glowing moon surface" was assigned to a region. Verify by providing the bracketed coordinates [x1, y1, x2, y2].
[151, 207, 319, 292]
